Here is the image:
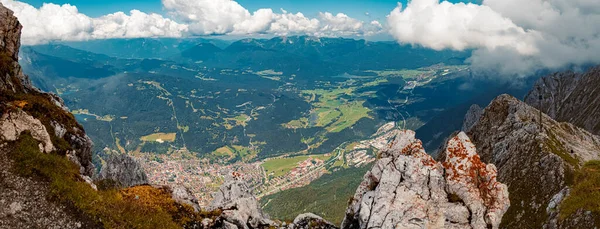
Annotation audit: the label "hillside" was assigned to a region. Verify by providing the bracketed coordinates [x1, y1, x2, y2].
[525, 66, 600, 135]
[467, 94, 600, 228]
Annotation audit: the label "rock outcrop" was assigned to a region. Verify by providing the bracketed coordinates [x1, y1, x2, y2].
[525, 66, 600, 135]
[466, 94, 600, 228]
[461, 104, 483, 132]
[98, 153, 148, 188]
[0, 3, 30, 93]
[171, 185, 202, 212]
[293, 213, 338, 229]
[209, 176, 274, 229]
[341, 130, 509, 229]
[0, 109, 54, 153]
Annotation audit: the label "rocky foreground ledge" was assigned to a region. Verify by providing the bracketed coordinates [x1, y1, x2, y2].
[341, 130, 510, 229]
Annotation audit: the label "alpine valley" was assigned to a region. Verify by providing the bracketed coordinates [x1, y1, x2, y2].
[2, 1, 600, 229]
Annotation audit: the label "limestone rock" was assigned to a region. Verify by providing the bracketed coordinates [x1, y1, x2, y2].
[461, 104, 483, 132]
[210, 176, 274, 229]
[293, 213, 338, 229]
[341, 130, 509, 229]
[98, 153, 148, 188]
[66, 129, 95, 177]
[0, 4, 21, 60]
[442, 132, 509, 228]
[0, 110, 54, 153]
[171, 185, 201, 212]
[0, 2, 32, 93]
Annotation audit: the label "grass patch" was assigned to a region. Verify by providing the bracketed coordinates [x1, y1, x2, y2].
[316, 109, 341, 127]
[140, 133, 177, 142]
[223, 114, 251, 129]
[231, 145, 258, 162]
[213, 146, 235, 157]
[326, 102, 371, 133]
[287, 87, 371, 133]
[10, 133, 191, 228]
[559, 160, 600, 223]
[546, 129, 579, 167]
[283, 117, 309, 129]
[262, 155, 331, 178]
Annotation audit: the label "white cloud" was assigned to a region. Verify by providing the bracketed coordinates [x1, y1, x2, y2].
[268, 11, 320, 35]
[1, 0, 188, 45]
[161, 0, 381, 37]
[1, 0, 382, 45]
[161, 0, 248, 35]
[387, 0, 600, 76]
[318, 12, 363, 36]
[93, 10, 188, 39]
[2, 0, 93, 45]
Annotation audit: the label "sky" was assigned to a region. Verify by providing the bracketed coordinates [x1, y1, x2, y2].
[2, 0, 600, 77]
[18, 0, 477, 20]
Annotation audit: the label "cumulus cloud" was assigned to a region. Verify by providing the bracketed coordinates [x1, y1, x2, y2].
[93, 10, 188, 39]
[2, 0, 94, 45]
[1, 0, 381, 45]
[387, 0, 600, 76]
[1, 0, 187, 45]
[161, 0, 382, 36]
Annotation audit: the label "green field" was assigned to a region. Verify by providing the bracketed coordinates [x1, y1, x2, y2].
[211, 145, 257, 162]
[223, 114, 250, 129]
[326, 102, 371, 133]
[262, 155, 331, 178]
[285, 87, 371, 133]
[140, 133, 177, 142]
[212, 146, 234, 157]
[231, 145, 258, 162]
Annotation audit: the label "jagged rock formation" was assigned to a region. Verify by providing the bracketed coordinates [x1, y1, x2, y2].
[341, 130, 509, 229]
[98, 153, 148, 188]
[0, 3, 30, 94]
[461, 104, 483, 132]
[208, 177, 274, 229]
[467, 94, 600, 228]
[171, 185, 202, 212]
[292, 213, 338, 229]
[525, 66, 600, 135]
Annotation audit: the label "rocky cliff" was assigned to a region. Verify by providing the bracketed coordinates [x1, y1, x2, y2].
[98, 153, 149, 188]
[525, 66, 600, 135]
[467, 94, 600, 228]
[341, 130, 509, 229]
[0, 3, 95, 178]
[461, 104, 483, 132]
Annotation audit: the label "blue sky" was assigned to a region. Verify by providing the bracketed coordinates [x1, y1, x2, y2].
[20, 0, 480, 20]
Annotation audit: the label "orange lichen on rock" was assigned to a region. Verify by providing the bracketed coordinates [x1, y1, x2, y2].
[12, 100, 28, 108]
[444, 133, 503, 206]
